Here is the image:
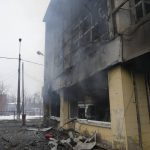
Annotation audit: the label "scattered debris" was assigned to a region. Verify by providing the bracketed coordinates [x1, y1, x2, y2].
[47, 128, 97, 150]
[45, 133, 54, 140]
[0, 119, 110, 150]
[48, 138, 58, 150]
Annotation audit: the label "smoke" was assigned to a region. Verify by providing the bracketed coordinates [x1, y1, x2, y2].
[44, 0, 109, 98]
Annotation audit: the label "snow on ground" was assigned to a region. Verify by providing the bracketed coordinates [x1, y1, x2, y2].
[0, 115, 42, 120]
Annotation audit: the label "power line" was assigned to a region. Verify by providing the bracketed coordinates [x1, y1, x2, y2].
[0, 56, 18, 60]
[0, 56, 44, 66]
[22, 59, 44, 66]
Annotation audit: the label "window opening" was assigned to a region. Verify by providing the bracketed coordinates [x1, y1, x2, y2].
[133, 0, 150, 22]
[69, 71, 110, 122]
[51, 92, 60, 117]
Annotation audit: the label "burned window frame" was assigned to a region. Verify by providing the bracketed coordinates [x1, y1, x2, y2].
[69, 71, 111, 123]
[131, 0, 150, 23]
[69, 97, 110, 123]
[62, 0, 110, 53]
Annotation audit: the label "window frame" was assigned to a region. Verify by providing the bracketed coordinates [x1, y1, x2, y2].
[131, 0, 150, 23]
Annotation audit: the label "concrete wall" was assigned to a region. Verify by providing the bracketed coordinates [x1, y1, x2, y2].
[75, 122, 112, 145]
[108, 65, 150, 150]
[109, 66, 128, 150]
[135, 74, 150, 150]
[114, 0, 131, 34]
[53, 37, 122, 90]
[121, 70, 140, 150]
[108, 65, 140, 150]
[59, 90, 69, 127]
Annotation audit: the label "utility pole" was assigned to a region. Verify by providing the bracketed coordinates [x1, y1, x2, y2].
[17, 38, 22, 120]
[22, 62, 26, 125]
[22, 62, 24, 115]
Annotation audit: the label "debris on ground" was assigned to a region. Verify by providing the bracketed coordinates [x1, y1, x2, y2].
[45, 133, 54, 139]
[0, 119, 110, 150]
[0, 119, 52, 150]
[47, 128, 97, 150]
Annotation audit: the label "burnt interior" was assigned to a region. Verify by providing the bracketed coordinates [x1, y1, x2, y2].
[68, 71, 110, 122]
[49, 54, 111, 122]
[125, 52, 150, 72]
[50, 91, 60, 117]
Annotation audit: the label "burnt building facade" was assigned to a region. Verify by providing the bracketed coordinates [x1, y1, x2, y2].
[43, 0, 150, 149]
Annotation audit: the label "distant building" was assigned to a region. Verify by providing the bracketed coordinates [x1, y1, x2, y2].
[0, 94, 7, 113]
[43, 0, 150, 150]
[7, 102, 16, 112]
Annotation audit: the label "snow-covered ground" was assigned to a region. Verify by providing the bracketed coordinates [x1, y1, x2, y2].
[0, 115, 43, 120]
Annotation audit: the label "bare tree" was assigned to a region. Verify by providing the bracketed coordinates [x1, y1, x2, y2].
[0, 82, 8, 95]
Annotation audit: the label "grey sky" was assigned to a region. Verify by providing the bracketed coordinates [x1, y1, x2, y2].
[0, 0, 50, 96]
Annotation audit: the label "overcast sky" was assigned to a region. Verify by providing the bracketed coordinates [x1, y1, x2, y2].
[0, 0, 50, 96]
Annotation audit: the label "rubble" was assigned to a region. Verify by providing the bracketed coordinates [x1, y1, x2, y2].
[0, 119, 110, 150]
[47, 128, 97, 150]
[45, 133, 54, 139]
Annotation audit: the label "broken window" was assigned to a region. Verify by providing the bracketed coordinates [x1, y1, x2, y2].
[70, 97, 110, 122]
[77, 104, 96, 120]
[78, 104, 86, 119]
[69, 71, 110, 122]
[133, 0, 150, 22]
[50, 92, 60, 117]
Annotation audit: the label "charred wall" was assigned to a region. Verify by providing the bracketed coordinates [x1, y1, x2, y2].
[44, 0, 122, 91]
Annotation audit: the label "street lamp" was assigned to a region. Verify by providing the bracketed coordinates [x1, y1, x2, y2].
[37, 51, 44, 56]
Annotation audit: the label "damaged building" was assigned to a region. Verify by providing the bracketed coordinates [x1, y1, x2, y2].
[43, 0, 150, 149]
